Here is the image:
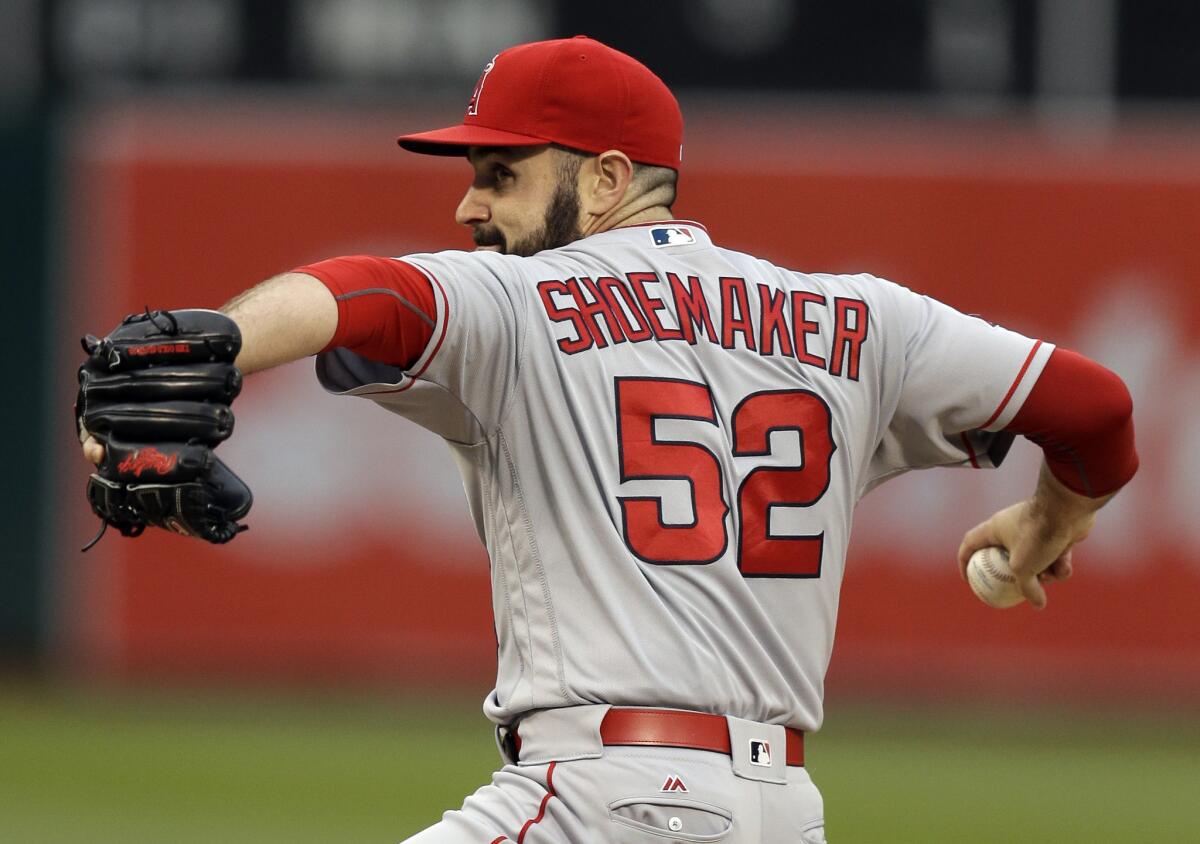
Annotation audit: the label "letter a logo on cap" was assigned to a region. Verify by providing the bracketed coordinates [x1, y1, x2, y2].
[467, 55, 498, 116]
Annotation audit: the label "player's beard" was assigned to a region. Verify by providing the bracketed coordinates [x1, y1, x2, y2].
[473, 179, 584, 257]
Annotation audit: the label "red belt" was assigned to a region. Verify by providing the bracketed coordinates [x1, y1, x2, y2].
[516, 708, 804, 767]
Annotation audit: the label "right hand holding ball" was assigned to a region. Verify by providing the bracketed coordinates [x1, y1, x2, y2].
[966, 546, 1025, 609]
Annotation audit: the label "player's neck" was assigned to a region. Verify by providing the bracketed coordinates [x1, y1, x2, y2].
[582, 203, 675, 238]
[614, 205, 677, 229]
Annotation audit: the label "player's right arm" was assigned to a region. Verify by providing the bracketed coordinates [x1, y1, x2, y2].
[862, 278, 1136, 608]
[957, 347, 1137, 607]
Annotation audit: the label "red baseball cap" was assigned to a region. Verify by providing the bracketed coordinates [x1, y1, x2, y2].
[397, 36, 683, 170]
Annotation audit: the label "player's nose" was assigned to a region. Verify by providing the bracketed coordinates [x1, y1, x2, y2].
[455, 188, 490, 227]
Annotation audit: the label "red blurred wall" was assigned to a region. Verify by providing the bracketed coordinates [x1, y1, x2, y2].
[57, 103, 1200, 703]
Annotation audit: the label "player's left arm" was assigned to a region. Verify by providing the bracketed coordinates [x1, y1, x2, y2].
[80, 256, 432, 466]
[79, 271, 340, 467]
[956, 348, 1137, 608]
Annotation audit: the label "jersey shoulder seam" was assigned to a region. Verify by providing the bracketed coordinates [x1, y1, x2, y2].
[403, 254, 529, 443]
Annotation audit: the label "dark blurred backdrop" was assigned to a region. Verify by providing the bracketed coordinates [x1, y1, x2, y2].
[21, 1, 1200, 99]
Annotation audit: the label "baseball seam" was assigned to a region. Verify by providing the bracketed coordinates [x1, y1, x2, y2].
[979, 550, 1015, 583]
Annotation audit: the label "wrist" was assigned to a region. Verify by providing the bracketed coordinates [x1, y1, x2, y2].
[1031, 462, 1112, 521]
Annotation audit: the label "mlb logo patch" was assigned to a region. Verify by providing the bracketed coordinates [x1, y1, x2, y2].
[749, 739, 772, 767]
[650, 226, 695, 247]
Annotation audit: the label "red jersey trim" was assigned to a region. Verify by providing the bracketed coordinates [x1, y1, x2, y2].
[355, 261, 450, 396]
[960, 432, 981, 469]
[960, 340, 1043, 468]
[981, 339, 1043, 430]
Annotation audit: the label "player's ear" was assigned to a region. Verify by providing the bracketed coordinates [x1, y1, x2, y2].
[582, 150, 635, 217]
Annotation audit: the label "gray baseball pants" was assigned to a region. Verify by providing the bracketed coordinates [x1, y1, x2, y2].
[401, 705, 826, 843]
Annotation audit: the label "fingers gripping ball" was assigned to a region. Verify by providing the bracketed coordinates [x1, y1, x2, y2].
[76, 309, 252, 548]
[966, 546, 1025, 609]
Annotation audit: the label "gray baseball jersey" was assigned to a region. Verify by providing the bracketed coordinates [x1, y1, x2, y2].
[317, 221, 1053, 732]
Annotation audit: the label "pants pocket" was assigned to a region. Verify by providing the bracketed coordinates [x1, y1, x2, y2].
[608, 796, 734, 842]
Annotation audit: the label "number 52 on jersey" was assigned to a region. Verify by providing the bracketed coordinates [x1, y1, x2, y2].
[614, 377, 836, 578]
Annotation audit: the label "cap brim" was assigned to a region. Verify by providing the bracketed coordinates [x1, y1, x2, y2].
[397, 124, 552, 156]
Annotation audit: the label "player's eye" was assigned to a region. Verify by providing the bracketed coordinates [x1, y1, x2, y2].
[492, 165, 515, 187]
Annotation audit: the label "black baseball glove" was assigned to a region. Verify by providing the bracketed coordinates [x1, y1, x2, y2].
[76, 309, 252, 549]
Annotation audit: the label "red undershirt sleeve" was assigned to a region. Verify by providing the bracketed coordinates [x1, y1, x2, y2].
[1005, 347, 1138, 497]
[294, 255, 436, 369]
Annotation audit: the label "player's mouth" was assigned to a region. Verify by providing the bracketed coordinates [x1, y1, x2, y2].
[472, 227, 506, 253]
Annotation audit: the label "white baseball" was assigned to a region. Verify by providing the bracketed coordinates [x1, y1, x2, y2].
[966, 546, 1025, 609]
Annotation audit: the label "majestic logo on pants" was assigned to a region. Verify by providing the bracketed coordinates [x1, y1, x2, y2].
[749, 740, 772, 767]
[660, 775, 688, 792]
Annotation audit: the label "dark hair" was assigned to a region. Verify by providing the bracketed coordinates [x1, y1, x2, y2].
[551, 144, 677, 209]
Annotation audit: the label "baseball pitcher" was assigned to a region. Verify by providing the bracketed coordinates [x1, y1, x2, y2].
[77, 37, 1138, 843]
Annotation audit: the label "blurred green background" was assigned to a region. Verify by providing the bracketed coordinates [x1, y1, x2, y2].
[3, 686, 1197, 843]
